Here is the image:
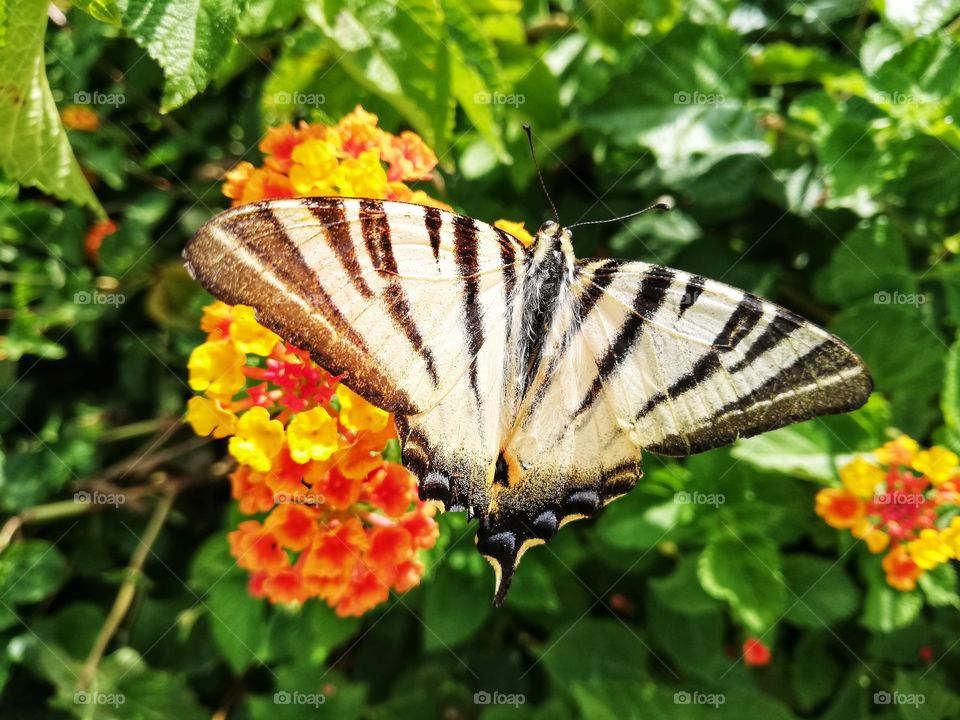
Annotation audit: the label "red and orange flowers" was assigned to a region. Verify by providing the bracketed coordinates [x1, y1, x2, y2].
[815, 435, 960, 591]
[187, 300, 438, 616]
[221, 106, 452, 211]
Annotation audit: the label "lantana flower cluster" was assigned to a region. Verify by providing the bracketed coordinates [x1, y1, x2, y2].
[186, 302, 439, 616]
[222, 105, 452, 210]
[815, 435, 960, 591]
[184, 107, 475, 616]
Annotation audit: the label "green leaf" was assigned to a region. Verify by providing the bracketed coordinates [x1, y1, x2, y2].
[541, 618, 649, 685]
[439, 0, 507, 159]
[72, 0, 123, 25]
[870, 33, 960, 105]
[861, 566, 923, 633]
[237, 0, 301, 35]
[108, 651, 207, 720]
[596, 496, 687, 551]
[0, 0, 102, 213]
[267, 601, 361, 666]
[816, 218, 915, 307]
[918, 563, 960, 608]
[422, 563, 491, 649]
[583, 22, 768, 186]
[305, 0, 455, 153]
[698, 539, 786, 633]
[942, 336, 960, 449]
[115, 0, 244, 111]
[819, 120, 883, 216]
[731, 421, 836, 483]
[781, 554, 860, 628]
[609, 209, 702, 264]
[189, 536, 270, 673]
[647, 591, 727, 680]
[884, 0, 960, 38]
[649, 555, 721, 615]
[568, 680, 653, 720]
[748, 41, 850, 84]
[830, 303, 946, 437]
[892, 670, 960, 720]
[791, 633, 841, 713]
[0, 540, 68, 605]
[505, 556, 561, 614]
[250, 666, 366, 720]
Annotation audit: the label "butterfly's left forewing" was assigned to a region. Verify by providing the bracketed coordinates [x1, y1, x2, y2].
[184, 197, 528, 514]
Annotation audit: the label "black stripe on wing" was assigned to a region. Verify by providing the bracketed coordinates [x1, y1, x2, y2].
[633, 293, 764, 420]
[222, 206, 372, 354]
[647, 337, 872, 455]
[306, 198, 375, 299]
[520, 259, 623, 424]
[357, 199, 440, 387]
[453, 214, 485, 406]
[571, 265, 675, 420]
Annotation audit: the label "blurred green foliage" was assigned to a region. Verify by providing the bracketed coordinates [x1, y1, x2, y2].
[2, 0, 960, 717]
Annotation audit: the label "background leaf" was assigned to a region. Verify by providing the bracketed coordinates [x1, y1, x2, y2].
[0, 0, 102, 213]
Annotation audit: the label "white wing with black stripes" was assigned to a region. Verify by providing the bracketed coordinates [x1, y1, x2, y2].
[477, 257, 871, 602]
[184, 197, 527, 521]
[566, 260, 873, 456]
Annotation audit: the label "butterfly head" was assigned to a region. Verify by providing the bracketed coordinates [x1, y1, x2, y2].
[534, 220, 575, 266]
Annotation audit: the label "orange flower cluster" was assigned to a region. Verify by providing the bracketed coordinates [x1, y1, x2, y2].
[815, 435, 960, 591]
[184, 107, 466, 616]
[222, 105, 452, 210]
[221, 104, 534, 244]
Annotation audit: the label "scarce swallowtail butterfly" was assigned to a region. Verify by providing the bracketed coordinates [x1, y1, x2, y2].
[183, 196, 873, 604]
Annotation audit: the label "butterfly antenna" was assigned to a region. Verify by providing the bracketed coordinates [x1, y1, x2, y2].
[522, 123, 560, 225]
[568, 196, 674, 230]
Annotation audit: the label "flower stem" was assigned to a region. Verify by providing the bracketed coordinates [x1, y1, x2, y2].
[76, 489, 177, 691]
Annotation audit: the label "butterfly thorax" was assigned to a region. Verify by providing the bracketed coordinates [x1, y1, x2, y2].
[515, 221, 576, 398]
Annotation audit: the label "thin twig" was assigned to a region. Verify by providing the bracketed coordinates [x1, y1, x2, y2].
[99, 417, 179, 443]
[76, 489, 178, 691]
[95, 435, 210, 485]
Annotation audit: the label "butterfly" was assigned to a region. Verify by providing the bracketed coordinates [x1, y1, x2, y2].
[183, 196, 873, 604]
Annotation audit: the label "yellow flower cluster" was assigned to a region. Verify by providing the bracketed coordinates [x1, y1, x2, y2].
[816, 434, 960, 591]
